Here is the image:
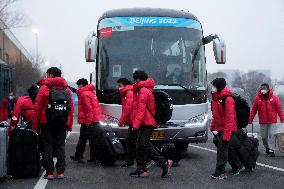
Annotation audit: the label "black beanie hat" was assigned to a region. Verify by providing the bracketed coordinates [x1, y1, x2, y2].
[211, 78, 227, 92]
[261, 83, 270, 89]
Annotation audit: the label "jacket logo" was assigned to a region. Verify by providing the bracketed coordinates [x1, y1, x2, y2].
[112, 138, 120, 144]
[54, 104, 67, 111]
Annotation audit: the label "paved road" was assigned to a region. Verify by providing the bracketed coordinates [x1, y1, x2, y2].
[1, 123, 284, 189]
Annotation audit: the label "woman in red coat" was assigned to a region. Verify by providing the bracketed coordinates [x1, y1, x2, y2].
[129, 70, 172, 178]
[70, 78, 103, 162]
[9, 85, 38, 131]
[210, 78, 239, 180]
[249, 83, 284, 157]
[0, 92, 17, 122]
[116, 78, 135, 167]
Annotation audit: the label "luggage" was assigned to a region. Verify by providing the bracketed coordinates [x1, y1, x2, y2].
[231, 129, 259, 170]
[159, 144, 182, 167]
[276, 133, 284, 153]
[0, 127, 8, 180]
[212, 132, 242, 171]
[8, 128, 41, 178]
[93, 124, 124, 165]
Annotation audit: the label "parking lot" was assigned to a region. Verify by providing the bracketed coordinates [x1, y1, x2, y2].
[1, 123, 284, 189]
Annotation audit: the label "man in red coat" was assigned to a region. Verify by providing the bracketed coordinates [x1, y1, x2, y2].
[0, 92, 16, 122]
[249, 83, 284, 157]
[33, 67, 74, 180]
[210, 78, 239, 180]
[129, 70, 172, 178]
[70, 78, 103, 162]
[9, 85, 38, 130]
[116, 78, 135, 168]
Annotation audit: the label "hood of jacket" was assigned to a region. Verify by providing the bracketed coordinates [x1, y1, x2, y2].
[133, 78, 155, 92]
[40, 77, 68, 88]
[77, 84, 96, 96]
[120, 85, 133, 98]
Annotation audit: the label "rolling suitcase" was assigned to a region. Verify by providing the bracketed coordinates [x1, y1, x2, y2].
[231, 129, 259, 170]
[8, 128, 41, 179]
[0, 127, 8, 180]
[93, 124, 124, 165]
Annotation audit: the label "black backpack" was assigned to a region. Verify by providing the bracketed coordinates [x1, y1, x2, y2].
[46, 86, 70, 124]
[150, 90, 173, 125]
[221, 93, 250, 129]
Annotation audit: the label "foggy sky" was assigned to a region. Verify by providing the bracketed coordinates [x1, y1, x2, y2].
[12, 0, 284, 82]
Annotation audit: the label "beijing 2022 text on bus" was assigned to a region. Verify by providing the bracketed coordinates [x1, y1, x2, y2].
[85, 8, 226, 151]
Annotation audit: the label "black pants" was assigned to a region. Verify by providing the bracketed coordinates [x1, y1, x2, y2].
[124, 126, 138, 165]
[74, 123, 98, 159]
[136, 126, 166, 170]
[214, 132, 242, 174]
[40, 124, 67, 175]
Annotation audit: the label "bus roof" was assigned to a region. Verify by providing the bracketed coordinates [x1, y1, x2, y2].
[99, 8, 199, 22]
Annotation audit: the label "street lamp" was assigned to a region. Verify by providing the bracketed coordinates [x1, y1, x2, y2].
[32, 28, 39, 64]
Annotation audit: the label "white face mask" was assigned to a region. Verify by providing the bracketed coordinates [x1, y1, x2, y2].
[211, 86, 217, 93]
[261, 89, 268, 94]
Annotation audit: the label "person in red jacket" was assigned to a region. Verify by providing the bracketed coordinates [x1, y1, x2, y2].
[116, 78, 136, 168]
[0, 92, 17, 122]
[210, 78, 239, 180]
[248, 83, 284, 157]
[33, 67, 74, 180]
[129, 70, 172, 178]
[9, 85, 38, 131]
[70, 78, 103, 163]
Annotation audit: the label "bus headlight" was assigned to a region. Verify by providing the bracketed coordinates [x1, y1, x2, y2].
[184, 113, 208, 127]
[100, 115, 119, 127]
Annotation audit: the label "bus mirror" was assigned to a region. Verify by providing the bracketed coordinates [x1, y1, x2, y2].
[213, 35, 226, 64]
[85, 31, 98, 62]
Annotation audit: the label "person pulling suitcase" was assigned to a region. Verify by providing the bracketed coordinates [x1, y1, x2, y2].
[210, 78, 242, 180]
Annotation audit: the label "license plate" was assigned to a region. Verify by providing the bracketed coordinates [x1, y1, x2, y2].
[151, 131, 166, 139]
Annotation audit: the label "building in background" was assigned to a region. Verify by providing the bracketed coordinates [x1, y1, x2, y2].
[0, 20, 33, 101]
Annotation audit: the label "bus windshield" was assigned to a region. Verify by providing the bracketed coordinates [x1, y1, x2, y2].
[97, 17, 206, 91]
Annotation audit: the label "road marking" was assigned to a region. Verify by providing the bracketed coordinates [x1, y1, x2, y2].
[189, 144, 284, 172]
[34, 132, 72, 189]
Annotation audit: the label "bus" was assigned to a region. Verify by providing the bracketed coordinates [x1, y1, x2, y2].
[85, 8, 226, 150]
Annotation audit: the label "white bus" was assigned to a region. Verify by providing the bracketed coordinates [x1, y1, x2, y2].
[85, 8, 226, 151]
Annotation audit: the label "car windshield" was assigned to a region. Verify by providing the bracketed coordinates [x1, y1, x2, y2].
[97, 17, 206, 90]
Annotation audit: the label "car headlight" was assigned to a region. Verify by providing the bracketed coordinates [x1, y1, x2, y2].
[99, 114, 119, 127]
[184, 113, 208, 127]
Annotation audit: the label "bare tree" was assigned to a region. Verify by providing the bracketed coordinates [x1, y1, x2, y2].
[207, 72, 227, 83]
[0, 0, 28, 30]
[232, 71, 272, 102]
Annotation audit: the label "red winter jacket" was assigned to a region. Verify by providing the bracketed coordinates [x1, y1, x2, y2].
[118, 85, 133, 127]
[210, 87, 237, 141]
[10, 96, 35, 127]
[77, 84, 103, 124]
[249, 90, 284, 124]
[32, 77, 74, 131]
[0, 97, 17, 122]
[132, 78, 157, 129]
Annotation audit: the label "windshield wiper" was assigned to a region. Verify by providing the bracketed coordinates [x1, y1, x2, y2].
[158, 84, 205, 102]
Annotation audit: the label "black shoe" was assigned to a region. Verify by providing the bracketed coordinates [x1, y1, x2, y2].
[129, 169, 148, 177]
[268, 151, 276, 157]
[70, 155, 84, 161]
[161, 160, 173, 178]
[87, 158, 96, 163]
[266, 148, 270, 155]
[211, 173, 228, 180]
